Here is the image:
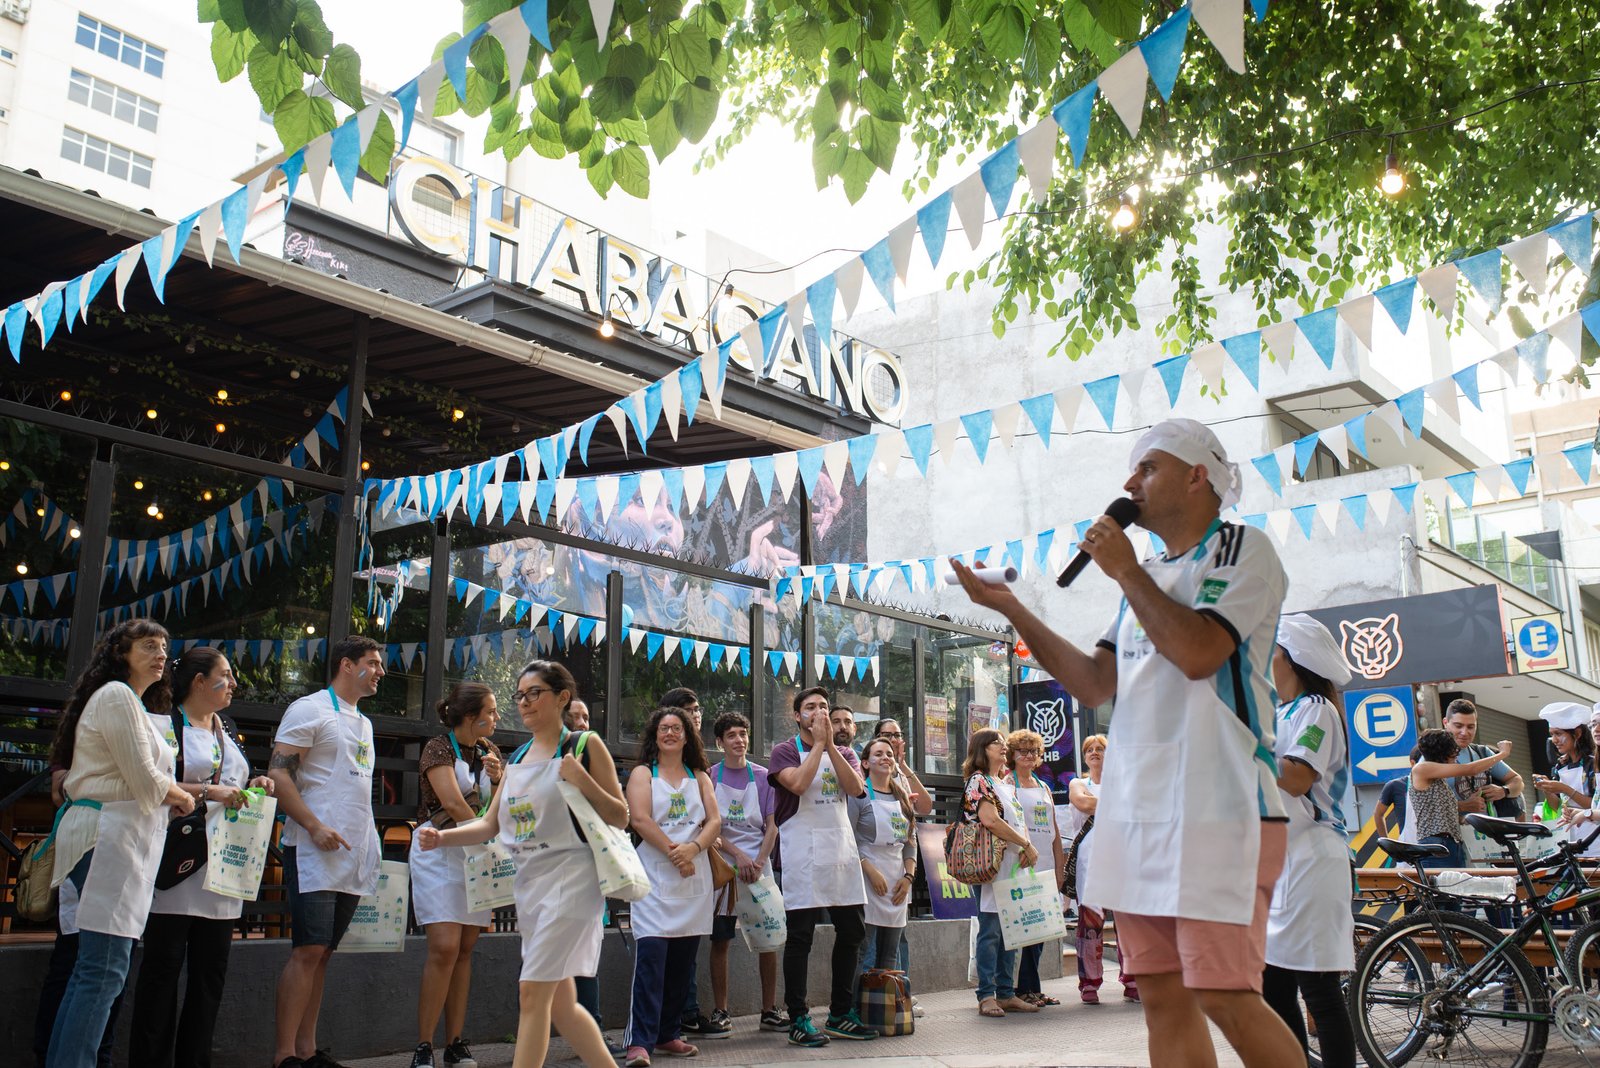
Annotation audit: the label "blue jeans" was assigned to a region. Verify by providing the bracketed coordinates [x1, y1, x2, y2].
[859, 926, 909, 972]
[975, 912, 1017, 1002]
[47, 929, 136, 1068]
[1420, 834, 1468, 913]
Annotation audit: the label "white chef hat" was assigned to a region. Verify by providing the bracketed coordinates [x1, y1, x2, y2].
[1129, 418, 1242, 509]
[1540, 702, 1591, 731]
[1276, 613, 1352, 687]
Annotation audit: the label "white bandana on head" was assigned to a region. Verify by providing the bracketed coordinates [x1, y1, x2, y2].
[1276, 614, 1352, 687]
[1129, 418, 1242, 509]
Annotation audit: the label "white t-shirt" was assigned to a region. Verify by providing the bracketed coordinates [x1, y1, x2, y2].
[1275, 694, 1350, 835]
[274, 688, 373, 849]
[1085, 520, 1290, 925]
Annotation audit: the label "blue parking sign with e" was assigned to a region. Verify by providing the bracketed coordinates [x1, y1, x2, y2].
[1344, 686, 1418, 785]
[1518, 618, 1559, 658]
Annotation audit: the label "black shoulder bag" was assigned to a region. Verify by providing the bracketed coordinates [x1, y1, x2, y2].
[155, 713, 222, 890]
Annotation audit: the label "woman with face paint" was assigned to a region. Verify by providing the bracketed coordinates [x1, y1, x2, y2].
[848, 736, 917, 1011]
[130, 648, 272, 1068]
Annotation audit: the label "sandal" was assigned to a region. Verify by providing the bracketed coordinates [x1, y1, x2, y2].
[1031, 993, 1061, 1006]
[979, 997, 1006, 1018]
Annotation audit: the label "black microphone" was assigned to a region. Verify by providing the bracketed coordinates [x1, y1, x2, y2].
[1056, 498, 1141, 588]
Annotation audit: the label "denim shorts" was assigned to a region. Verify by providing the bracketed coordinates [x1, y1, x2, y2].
[283, 846, 361, 949]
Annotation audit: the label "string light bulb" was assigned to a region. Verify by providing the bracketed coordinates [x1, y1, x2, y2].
[34, 506, 44, 517]
[598, 316, 616, 339]
[451, 408, 465, 422]
[1380, 141, 1406, 196]
[202, 490, 213, 501]
[58, 390, 72, 402]
[14, 563, 26, 575]
[69, 527, 80, 539]
[146, 503, 159, 516]
[305, 624, 316, 634]
[156, 511, 164, 520]
[133, 480, 144, 490]
[1111, 193, 1138, 233]
[360, 460, 370, 471]
[0, 460, 9, 471]
[216, 389, 229, 400]
[214, 422, 226, 433]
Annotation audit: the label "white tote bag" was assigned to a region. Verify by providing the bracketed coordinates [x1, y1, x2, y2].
[555, 731, 651, 902]
[995, 863, 1068, 950]
[732, 872, 787, 952]
[462, 841, 518, 912]
[203, 794, 278, 901]
[341, 860, 410, 953]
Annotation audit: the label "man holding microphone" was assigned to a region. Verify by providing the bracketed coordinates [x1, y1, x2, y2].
[952, 418, 1300, 1068]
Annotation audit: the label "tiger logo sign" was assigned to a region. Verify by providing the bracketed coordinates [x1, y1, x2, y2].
[1339, 613, 1404, 680]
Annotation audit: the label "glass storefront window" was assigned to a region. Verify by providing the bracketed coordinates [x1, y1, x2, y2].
[0, 417, 95, 682]
[814, 603, 915, 756]
[921, 627, 1011, 778]
[105, 445, 337, 706]
[760, 592, 803, 755]
[363, 522, 434, 718]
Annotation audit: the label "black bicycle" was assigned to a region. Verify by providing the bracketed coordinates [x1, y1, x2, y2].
[1348, 814, 1600, 1067]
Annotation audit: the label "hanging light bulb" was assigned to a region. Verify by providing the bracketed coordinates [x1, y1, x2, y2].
[1111, 193, 1138, 233]
[214, 422, 226, 433]
[58, 390, 72, 402]
[598, 316, 615, 339]
[305, 624, 316, 635]
[34, 506, 44, 517]
[360, 460, 371, 471]
[202, 490, 213, 501]
[145, 408, 158, 420]
[15, 563, 26, 575]
[133, 480, 144, 490]
[0, 460, 9, 471]
[146, 503, 159, 516]
[1380, 142, 1406, 196]
[451, 408, 465, 422]
[69, 527, 81, 539]
[156, 511, 164, 520]
[216, 389, 229, 400]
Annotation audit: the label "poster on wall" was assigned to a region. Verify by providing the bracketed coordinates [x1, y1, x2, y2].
[926, 696, 951, 757]
[1016, 679, 1076, 804]
[914, 823, 980, 920]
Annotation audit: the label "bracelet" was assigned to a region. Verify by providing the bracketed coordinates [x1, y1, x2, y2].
[900, 873, 914, 883]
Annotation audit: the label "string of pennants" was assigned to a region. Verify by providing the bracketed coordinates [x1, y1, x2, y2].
[369, 0, 1270, 500]
[367, 280, 1597, 541]
[770, 440, 1600, 606]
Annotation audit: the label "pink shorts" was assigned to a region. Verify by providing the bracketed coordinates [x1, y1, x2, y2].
[1114, 821, 1287, 992]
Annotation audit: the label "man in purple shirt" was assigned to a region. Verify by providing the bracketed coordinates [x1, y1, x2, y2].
[768, 687, 876, 1045]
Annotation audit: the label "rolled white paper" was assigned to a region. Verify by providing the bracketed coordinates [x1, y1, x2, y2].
[943, 565, 1018, 586]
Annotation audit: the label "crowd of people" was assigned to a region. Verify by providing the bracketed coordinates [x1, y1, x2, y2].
[28, 416, 1596, 1068]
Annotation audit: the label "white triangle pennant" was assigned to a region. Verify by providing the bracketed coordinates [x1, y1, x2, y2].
[836, 258, 865, 320]
[1015, 119, 1059, 202]
[1367, 488, 1392, 528]
[493, 9, 533, 100]
[875, 430, 903, 479]
[303, 134, 334, 205]
[555, 477, 578, 520]
[1262, 320, 1297, 364]
[1098, 48, 1151, 137]
[1536, 453, 1566, 492]
[1370, 401, 1406, 444]
[639, 469, 664, 512]
[196, 201, 224, 268]
[662, 635, 681, 662]
[605, 404, 632, 455]
[587, 0, 615, 47]
[355, 103, 382, 153]
[595, 475, 620, 523]
[1192, 341, 1226, 393]
[1316, 500, 1342, 536]
[773, 451, 799, 502]
[682, 465, 706, 512]
[725, 457, 752, 504]
[1417, 264, 1458, 321]
[888, 217, 918, 282]
[934, 418, 961, 466]
[1191, 0, 1246, 72]
[1266, 509, 1293, 545]
[114, 246, 142, 309]
[992, 402, 1022, 449]
[415, 63, 446, 119]
[1493, 348, 1522, 386]
[482, 482, 503, 519]
[1478, 462, 1507, 501]
[1503, 233, 1548, 295]
[953, 171, 988, 251]
[1319, 424, 1349, 470]
[1054, 385, 1083, 434]
[785, 294, 808, 342]
[517, 481, 536, 523]
[1273, 442, 1296, 483]
[840, 656, 855, 682]
[693, 640, 708, 666]
[627, 626, 646, 653]
[1339, 294, 1376, 351]
[783, 651, 798, 678]
[822, 441, 849, 488]
[659, 372, 682, 441]
[1426, 377, 1460, 427]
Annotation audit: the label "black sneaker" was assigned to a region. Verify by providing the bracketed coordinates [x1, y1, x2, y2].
[788, 1016, 829, 1047]
[681, 1013, 731, 1039]
[442, 1038, 476, 1068]
[408, 1042, 435, 1068]
[709, 1009, 733, 1034]
[759, 1009, 787, 1032]
[305, 1052, 348, 1068]
[824, 1011, 879, 1040]
[272, 1059, 306, 1068]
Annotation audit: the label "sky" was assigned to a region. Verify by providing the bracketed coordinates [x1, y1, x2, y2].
[316, 0, 979, 295]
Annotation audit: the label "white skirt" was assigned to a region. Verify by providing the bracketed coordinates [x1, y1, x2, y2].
[515, 846, 604, 981]
[409, 832, 492, 928]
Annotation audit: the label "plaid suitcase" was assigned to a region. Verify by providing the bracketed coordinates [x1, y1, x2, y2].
[857, 968, 914, 1036]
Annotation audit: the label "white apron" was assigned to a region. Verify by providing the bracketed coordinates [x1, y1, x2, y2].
[631, 766, 713, 939]
[1064, 779, 1101, 910]
[1015, 781, 1058, 875]
[76, 712, 176, 939]
[499, 733, 602, 980]
[714, 764, 768, 914]
[288, 688, 381, 897]
[411, 734, 495, 927]
[150, 715, 250, 920]
[1266, 822, 1354, 971]
[979, 778, 1028, 914]
[1555, 763, 1600, 856]
[778, 737, 865, 910]
[859, 789, 910, 929]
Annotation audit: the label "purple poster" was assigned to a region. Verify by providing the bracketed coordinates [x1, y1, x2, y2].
[915, 823, 980, 920]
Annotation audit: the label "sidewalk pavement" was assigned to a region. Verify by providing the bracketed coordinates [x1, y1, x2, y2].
[343, 974, 1248, 1068]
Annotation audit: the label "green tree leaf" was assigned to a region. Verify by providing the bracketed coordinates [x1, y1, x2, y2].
[645, 104, 682, 160]
[859, 78, 906, 123]
[905, 0, 951, 39]
[357, 111, 395, 181]
[857, 115, 900, 172]
[290, 0, 333, 57]
[978, 3, 1027, 60]
[272, 88, 336, 149]
[242, 0, 296, 48]
[585, 151, 615, 197]
[610, 144, 651, 198]
[210, 23, 251, 82]
[666, 24, 714, 80]
[322, 43, 364, 109]
[246, 42, 302, 111]
[838, 147, 876, 203]
[590, 76, 637, 121]
[215, 0, 250, 32]
[670, 82, 718, 143]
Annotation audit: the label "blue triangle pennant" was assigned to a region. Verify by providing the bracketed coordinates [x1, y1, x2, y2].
[1292, 434, 1320, 477]
[1395, 388, 1426, 439]
[1341, 495, 1368, 531]
[391, 78, 420, 153]
[807, 275, 836, 349]
[1221, 331, 1262, 389]
[520, 0, 553, 49]
[1453, 364, 1482, 411]
[1392, 483, 1418, 513]
[978, 142, 1019, 219]
[861, 240, 896, 312]
[903, 424, 935, 476]
[1445, 471, 1477, 507]
[1019, 394, 1054, 448]
[1153, 354, 1189, 405]
[1455, 249, 1503, 314]
[846, 434, 877, 485]
[1583, 303, 1600, 347]
[442, 22, 490, 105]
[678, 361, 702, 425]
[1373, 278, 1416, 335]
[661, 467, 684, 512]
[1290, 504, 1317, 539]
[1502, 457, 1534, 496]
[1252, 454, 1283, 497]
[1052, 82, 1097, 168]
[796, 447, 826, 496]
[328, 117, 363, 199]
[1564, 444, 1595, 484]
[1548, 213, 1594, 276]
[1083, 375, 1119, 429]
[1516, 332, 1551, 384]
[767, 650, 784, 677]
[1297, 307, 1338, 368]
[961, 410, 994, 464]
[917, 192, 952, 270]
[1138, 7, 1191, 101]
[749, 455, 776, 502]
[702, 461, 726, 503]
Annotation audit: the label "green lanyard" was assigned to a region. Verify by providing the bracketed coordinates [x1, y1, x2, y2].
[177, 706, 224, 782]
[510, 727, 568, 766]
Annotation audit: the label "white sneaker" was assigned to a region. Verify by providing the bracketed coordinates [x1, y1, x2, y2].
[911, 997, 925, 1018]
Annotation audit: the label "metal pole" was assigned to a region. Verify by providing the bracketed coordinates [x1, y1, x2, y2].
[326, 316, 369, 651]
[420, 517, 450, 720]
[65, 444, 116, 680]
[748, 600, 765, 755]
[605, 570, 623, 747]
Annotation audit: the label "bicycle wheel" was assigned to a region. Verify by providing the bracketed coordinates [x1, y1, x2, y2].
[1307, 915, 1384, 1068]
[1349, 910, 1548, 1068]
[1558, 919, 1600, 1049]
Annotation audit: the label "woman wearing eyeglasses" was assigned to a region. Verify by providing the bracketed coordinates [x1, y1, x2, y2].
[622, 707, 721, 1068]
[1006, 728, 1066, 1007]
[416, 661, 626, 1068]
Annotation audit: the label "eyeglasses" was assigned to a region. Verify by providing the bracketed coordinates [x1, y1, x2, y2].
[657, 724, 686, 736]
[1013, 747, 1041, 756]
[513, 686, 551, 704]
[877, 731, 903, 738]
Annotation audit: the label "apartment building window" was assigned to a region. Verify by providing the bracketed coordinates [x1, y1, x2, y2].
[0, 47, 16, 62]
[74, 14, 165, 78]
[68, 70, 159, 132]
[1586, 620, 1600, 683]
[60, 126, 153, 187]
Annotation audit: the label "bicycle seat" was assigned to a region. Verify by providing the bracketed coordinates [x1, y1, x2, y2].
[1378, 838, 1449, 862]
[1462, 813, 1553, 842]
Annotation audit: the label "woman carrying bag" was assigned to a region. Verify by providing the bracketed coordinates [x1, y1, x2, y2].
[130, 649, 273, 1068]
[622, 707, 721, 1068]
[1006, 728, 1066, 1007]
[408, 682, 504, 1068]
[46, 620, 196, 1068]
[963, 729, 1038, 1019]
[848, 738, 916, 997]
[416, 661, 625, 1068]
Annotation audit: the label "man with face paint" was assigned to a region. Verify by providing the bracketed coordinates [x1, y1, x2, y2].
[269, 637, 386, 1068]
[954, 419, 1298, 1067]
